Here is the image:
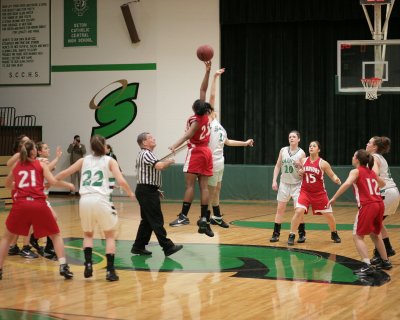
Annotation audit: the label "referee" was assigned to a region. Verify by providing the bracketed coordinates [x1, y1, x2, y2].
[131, 132, 183, 256]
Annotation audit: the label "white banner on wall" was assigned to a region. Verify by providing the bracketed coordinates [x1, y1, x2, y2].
[0, 0, 50, 85]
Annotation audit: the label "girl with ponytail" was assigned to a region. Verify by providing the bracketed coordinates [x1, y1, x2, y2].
[366, 136, 399, 262]
[1, 140, 75, 280]
[328, 149, 392, 275]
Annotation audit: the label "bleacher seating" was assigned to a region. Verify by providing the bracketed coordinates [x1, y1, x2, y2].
[0, 107, 42, 208]
[0, 156, 12, 208]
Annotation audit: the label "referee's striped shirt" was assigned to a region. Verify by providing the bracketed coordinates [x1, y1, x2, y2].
[136, 148, 162, 187]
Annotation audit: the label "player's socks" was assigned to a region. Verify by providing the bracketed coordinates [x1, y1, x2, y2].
[106, 254, 119, 281]
[212, 205, 221, 217]
[84, 247, 93, 278]
[270, 223, 281, 242]
[181, 202, 191, 216]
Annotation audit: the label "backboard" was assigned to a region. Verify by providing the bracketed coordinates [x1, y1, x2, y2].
[337, 39, 400, 94]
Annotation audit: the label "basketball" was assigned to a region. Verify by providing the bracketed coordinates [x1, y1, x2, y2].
[196, 45, 214, 61]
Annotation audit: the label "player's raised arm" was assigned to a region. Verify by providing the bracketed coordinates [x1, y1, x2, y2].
[209, 68, 225, 108]
[199, 61, 211, 101]
[48, 146, 62, 171]
[55, 158, 84, 181]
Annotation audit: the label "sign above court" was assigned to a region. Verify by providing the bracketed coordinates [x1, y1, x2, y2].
[337, 39, 400, 94]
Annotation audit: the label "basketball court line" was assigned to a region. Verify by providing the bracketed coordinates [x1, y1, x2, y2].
[230, 220, 400, 230]
[19, 237, 384, 287]
[0, 308, 125, 320]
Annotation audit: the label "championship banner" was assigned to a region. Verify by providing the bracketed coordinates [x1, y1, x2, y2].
[0, 0, 51, 85]
[64, 0, 97, 47]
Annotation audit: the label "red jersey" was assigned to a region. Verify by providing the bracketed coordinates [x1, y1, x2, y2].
[12, 159, 46, 200]
[186, 114, 210, 148]
[353, 166, 383, 207]
[300, 157, 326, 194]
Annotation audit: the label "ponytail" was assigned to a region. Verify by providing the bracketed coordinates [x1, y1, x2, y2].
[367, 153, 375, 169]
[19, 140, 35, 163]
[19, 145, 29, 163]
[91, 135, 106, 156]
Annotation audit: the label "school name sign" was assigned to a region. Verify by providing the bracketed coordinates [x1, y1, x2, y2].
[64, 0, 97, 47]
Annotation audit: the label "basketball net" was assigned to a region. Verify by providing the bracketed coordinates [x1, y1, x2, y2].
[361, 77, 382, 100]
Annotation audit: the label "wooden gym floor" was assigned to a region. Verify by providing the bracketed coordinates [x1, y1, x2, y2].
[0, 195, 399, 320]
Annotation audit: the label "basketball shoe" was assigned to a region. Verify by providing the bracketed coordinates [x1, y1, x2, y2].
[169, 213, 190, 227]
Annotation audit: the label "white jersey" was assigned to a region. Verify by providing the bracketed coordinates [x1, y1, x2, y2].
[279, 147, 305, 184]
[37, 157, 50, 195]
[373, 154, 397, 190]
[80, 155, 114, 197]
[209, 118, 227, 172]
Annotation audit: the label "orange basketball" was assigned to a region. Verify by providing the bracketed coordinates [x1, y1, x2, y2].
[196, 45, 214, 61]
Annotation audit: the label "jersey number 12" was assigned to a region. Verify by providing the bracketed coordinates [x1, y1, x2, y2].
[366, 178, 380, 196]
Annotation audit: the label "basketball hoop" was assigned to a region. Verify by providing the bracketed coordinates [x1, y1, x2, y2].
[361, 77, 382, 100]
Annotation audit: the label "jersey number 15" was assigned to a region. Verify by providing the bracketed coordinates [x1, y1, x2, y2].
[305, 173, 316, 184]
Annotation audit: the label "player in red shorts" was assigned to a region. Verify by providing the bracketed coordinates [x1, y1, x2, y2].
[169, 61, 214, 237]
[328, 149, 392, 276]
[0, 140, 74, 280]
[288, 141, 342, 245]
[366, 136, 399, 263]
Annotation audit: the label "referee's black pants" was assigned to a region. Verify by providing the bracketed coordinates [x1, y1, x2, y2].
[134, 184, 174, 251]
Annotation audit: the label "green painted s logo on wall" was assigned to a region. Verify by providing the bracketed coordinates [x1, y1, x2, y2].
[90, 80, 139, 139]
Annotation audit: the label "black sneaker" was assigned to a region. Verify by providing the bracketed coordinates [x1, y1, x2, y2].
[20, 245, 39, 259]
[106, 269, 119, 281]
[8, 244, 20, 256]
[210, 216, 229, 228]
[205, 224, 214, 237]
[131, 247, 152, 256]
[59, 264, 74, 279]
[169, 213, 190, 227]
[197, 217, 207, 231]
[36, 247, 45, 256]
[331, 231, 341, 243]
[84, 262, 93, 278]
[44, 248, 57, 261]
[164, 244, 183, 256]
[198, 218, 214, 237]
[375, 259, 393, 270]
[297, 232, 306, 243]
[287, 233, 295, 246]
[270, 232, 280, 242]
[387, 248, 396, 257]
[353, 263, 375, 276]
[371, 248, 381, 265]
[29, 234, 43, 254]
[371, 245, 395, 262]
[370, 256, 380, 265]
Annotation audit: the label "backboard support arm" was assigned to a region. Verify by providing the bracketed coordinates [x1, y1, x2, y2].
[361, 1, 396, 79]
[361, 1, 395, 40]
